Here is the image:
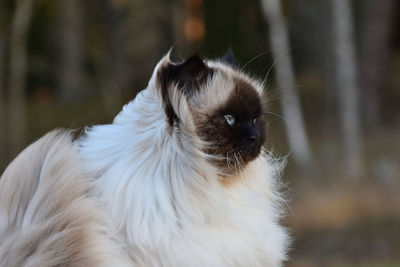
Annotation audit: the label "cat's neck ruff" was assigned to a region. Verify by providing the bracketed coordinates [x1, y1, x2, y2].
[79, 86, 225, 242]
[78, 57, 288, 266]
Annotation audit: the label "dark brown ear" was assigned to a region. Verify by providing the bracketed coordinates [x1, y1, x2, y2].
[161, 55, 213, 95]
[219, 49, 238, 67]
[157, 54, 213, 125]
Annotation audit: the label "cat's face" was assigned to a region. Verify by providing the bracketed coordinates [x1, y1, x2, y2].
[156, 52, 266, 173]
[192, 70, 266, 173]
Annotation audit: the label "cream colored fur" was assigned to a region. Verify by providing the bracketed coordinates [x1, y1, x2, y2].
[0, 131, 131, 267]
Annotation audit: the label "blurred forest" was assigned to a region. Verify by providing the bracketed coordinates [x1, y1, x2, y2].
[0, 0, 400, 266]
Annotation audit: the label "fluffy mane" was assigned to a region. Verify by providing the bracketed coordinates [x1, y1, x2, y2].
[78, 53, 289, 266]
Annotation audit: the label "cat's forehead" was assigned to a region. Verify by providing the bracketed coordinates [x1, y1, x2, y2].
[191, 61, 263, 116]
[218, 77, 263, 119]
[206, 60, 264, 93]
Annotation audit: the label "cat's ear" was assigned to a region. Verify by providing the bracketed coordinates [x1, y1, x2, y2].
[177, 55, 211, 93]
[219, 49, 238, 67]
[156, 54, 213, 125]
[159, 54, 213, 95]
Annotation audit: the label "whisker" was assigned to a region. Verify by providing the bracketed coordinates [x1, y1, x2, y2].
[261, 56, 280, 86]
[233, 152, 245, 178]
[262, 111, 290, 125]
[236, 153, 245, 180]
[241, 50, 271, 71]
[260, 45, 299, 87]
[233, 153, 239, 174]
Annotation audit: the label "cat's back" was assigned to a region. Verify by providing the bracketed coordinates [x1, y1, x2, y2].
[0, 130, 129, 267]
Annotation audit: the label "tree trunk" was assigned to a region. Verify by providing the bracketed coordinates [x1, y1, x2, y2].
[331, 0, 362, 179]
[360, 0, 395, 129]
[58, 0, 84, 102]
[260, 0, 312, 170]
[8, 0, 34, 156]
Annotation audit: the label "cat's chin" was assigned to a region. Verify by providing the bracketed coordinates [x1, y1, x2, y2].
[217, 146, 262, 176]
[240, 142, 263, 161]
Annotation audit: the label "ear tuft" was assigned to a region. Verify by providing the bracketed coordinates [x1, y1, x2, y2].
[219, 49, 238, 67]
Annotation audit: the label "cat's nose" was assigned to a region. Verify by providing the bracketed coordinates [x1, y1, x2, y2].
[249, 134, 259, 141]
[247, 127, 260, 142]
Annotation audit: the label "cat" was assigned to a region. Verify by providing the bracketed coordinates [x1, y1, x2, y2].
[0, 51, 289, 266]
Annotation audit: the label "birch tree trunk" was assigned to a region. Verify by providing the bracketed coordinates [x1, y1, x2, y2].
[59, 0, 83, 102]
[331, 0, 362, 179]
[260, 0, 312, 170]
[8, 0, 34, 156]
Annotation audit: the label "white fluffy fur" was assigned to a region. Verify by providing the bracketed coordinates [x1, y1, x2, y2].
[0, 54, 288, 266]
[79, 55, 289, 266]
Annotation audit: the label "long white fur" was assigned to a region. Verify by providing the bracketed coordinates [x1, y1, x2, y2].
[79, 54, 289, 266]
[0, 131, 131, 266]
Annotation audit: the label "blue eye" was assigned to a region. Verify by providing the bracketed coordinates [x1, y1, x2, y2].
[224, 114, 235, 126]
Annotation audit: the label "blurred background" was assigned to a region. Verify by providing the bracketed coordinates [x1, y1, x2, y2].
[0, 0, 399, 266]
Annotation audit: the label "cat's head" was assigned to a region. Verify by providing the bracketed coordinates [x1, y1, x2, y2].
[154, 51, 266, 174]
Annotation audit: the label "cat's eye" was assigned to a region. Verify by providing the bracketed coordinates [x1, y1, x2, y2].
[252, 118, 257, 124]
[224, 114, 235, 126]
